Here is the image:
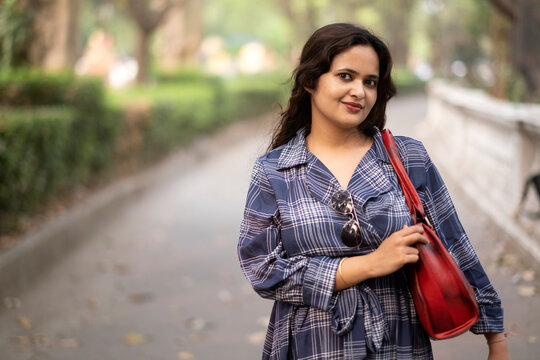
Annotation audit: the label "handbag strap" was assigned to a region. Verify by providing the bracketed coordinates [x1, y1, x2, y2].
[381, 129, 431, 227]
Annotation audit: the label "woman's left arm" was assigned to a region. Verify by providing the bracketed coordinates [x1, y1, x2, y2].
[402, 139, 508, 355]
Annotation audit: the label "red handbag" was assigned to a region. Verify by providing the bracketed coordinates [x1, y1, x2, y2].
[381, 129, 480, 340]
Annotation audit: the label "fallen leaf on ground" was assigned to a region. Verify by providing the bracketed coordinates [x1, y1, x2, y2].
[60, 338, 79, 348]
[17, 315, 32, 330]
[129, 292, 154, 304]
[87, 297, 100, 309]
[522, 270, 536, 282]
[517, 285, 536, 297]
[188, 332, 205, 343]
[184, 317, 206, 331]
[247, 331, 266, 346]
[178, 351, 195, 359]
[33, 334, 54, 347]
[499, 254, 519, 267]
[528, 336, 537, 344]
[124, 332, 148, 345]
[17, 336, 31, 346]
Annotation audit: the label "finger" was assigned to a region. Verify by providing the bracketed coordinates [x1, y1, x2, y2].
[418, 234, 429, 245]
[406, 254, 420, 263]
[405, 246, 420, 256]
[402, 233, 429, 246]
[399, 224, 424, 236]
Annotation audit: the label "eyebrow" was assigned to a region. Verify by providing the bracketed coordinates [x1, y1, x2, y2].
[336, 68, 379, 79]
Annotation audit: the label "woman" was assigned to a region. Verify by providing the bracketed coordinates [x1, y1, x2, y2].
[238, 23, 509, 359]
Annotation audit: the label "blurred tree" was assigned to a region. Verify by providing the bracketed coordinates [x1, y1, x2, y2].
[425, 0, 490, 79]
[275, 0, 323, 59]
[488, 5, 512, 99]
[0, 0, 32, 69]
[489, 0, 540, 101]
[155, 0, 203, 70]
[27, 0, 82, 70]
[118, 0, 188, 83]
[374, 0, 415, 66]
[274, 0, 415, 66]
[204, 0, 290, 60]
[1, 0, 81, 71]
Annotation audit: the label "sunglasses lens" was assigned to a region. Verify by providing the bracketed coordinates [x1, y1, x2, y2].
[331, 190, 354, 214]
[341, 220, 362, 247]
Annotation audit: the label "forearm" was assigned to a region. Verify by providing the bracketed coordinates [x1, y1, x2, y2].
[334, 256, 374, 291]
[485, 333, 510, 359]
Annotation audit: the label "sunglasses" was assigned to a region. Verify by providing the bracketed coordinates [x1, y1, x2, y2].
[330, 190, 362, 247]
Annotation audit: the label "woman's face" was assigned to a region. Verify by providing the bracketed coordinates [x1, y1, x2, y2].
[307, 45, 379, 133]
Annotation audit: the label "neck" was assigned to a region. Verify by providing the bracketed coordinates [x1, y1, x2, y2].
[307, 122, 370, 152]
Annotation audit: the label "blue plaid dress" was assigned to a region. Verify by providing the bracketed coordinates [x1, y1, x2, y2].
[238, 128, 504, 359]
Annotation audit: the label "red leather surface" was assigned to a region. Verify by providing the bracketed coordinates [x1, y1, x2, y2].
[382, 129, 479, 340]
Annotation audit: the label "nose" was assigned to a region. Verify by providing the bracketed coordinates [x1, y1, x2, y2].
[350, 80, 365, 98]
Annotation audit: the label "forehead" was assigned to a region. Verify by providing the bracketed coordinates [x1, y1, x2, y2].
[330, 45, 379, 73]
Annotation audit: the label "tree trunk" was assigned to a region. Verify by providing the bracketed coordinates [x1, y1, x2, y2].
[156, 0, 202, 70]
[489, 7, 511, 99]
[181, 0, 202, 64]
[135, 28, 150, 83]
[27, 0, 81, 70]
[513, 0, 540, 100]
[379, 0, 414, 67]
[126, 0, 174, 83]
[490, 0, 540, 100]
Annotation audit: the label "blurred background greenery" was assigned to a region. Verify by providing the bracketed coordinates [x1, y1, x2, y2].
[0, 0, 538, 239]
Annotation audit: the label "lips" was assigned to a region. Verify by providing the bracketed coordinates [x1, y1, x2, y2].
[342, 101, 364, 112]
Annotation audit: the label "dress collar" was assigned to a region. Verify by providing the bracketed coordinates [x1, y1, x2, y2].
[276, 127, 391, 171]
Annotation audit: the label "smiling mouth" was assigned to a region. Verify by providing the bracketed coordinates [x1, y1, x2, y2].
[342, 101, 364, 111]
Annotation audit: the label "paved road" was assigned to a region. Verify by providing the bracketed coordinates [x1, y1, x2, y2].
[1, 94, 539, 359]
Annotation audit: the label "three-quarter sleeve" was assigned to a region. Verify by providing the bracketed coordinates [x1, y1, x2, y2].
[413, 142, 505, 334]
[238, 158, 339, 312]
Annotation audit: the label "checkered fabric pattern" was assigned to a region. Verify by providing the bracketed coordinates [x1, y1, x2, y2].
[238, 128, 504, 360]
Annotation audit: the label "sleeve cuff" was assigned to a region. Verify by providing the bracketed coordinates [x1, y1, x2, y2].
[470, 305, 505, 334]
[302, 257, 341, 312]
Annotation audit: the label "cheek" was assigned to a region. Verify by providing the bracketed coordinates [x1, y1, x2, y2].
[367, 91, 378, 109]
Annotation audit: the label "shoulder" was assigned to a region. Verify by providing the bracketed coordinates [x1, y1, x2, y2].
[254, 145, 285, 172]
[254, 130, 307, 172]
[250, 144, 290, 187]
[392, 135, 430, 168]
[393, 135, 428, 157]
[388, 135, 436, 182]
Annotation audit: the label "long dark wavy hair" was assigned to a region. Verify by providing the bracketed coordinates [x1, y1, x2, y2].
[270, 23, 396, 150]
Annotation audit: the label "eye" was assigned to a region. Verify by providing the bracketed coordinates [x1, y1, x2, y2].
[364, 79, 378, 88]
[337, 73, 352, 81]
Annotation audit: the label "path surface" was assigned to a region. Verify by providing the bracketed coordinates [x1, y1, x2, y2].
[1, 93, 539, 359]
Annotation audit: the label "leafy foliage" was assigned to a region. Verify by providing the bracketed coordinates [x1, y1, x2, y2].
[0, 69, 285, 233]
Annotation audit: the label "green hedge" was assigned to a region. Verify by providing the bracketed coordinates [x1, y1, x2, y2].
[108, 71, 287, 161]
[0, 107, 75, 216]
[0, 69, 104, 109]
[0, 71, 120, 233]
[0, 69, 286, 234]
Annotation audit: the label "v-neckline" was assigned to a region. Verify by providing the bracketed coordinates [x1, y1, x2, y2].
[306, 140, 375, 191]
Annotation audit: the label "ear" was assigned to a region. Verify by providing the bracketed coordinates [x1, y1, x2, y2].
[304, 85, 314, 94]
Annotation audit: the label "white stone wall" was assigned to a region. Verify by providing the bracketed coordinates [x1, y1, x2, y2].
[419, 80, 540, 260]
